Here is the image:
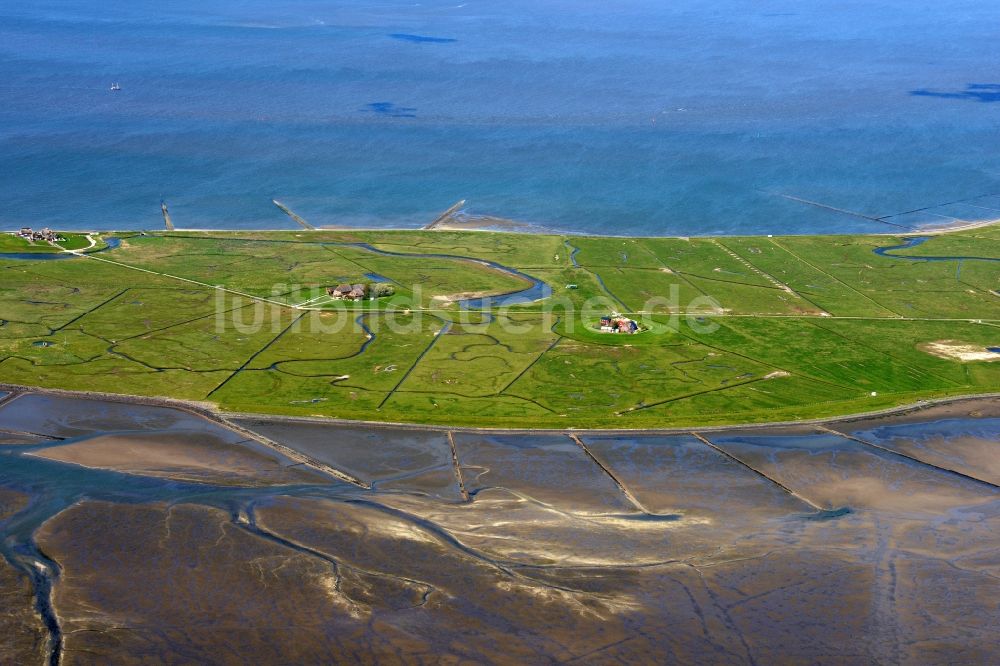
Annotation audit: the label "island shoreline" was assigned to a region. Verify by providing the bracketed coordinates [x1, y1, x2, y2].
[2, 383, 997, 437]
[3, 214, 997, 241]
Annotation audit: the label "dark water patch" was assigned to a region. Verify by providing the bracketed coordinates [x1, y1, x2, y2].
[232, 419, 461, 500]
[90, 237, 122, 253]
[0, 394, 245, 440]
[988, 347, 1000, 353]
[7, 540, 62, 666]
[0, 237, 120, 262]
[0, 252, 75, 261]
[0, 447, 359, 558]
[801, 506, 853, 521]
[364, 102, 417, 118]
[388, 33, 457, 44]
[612, 511, 683, 522]
[31, 341, 53, 348]
[364, 272, 394, 283]
[0, 433, 58, 446]
[910, 83, 1000, 103]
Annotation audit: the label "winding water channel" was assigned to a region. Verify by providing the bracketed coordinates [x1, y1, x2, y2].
[0, 390, 997, 663]
[873, 236, 1000, 262]
[1, 236, 550, 310]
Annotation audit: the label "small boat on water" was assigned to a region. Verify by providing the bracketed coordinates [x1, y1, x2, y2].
[109, 82, 121, 92]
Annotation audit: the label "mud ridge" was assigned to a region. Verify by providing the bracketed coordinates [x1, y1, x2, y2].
[569, 434, 652, 514]
[817, 425, 1000, 490]
[691, 432, 824, 511]
[446, 432, 470, 502]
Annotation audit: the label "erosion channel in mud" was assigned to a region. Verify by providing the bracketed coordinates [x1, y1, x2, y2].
[0, 391, 998, 664]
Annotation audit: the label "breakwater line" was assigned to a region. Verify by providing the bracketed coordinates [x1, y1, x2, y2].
[161, 201, 174, 231]
[272, 200, 316, 230]
[423, 199, 466, 230]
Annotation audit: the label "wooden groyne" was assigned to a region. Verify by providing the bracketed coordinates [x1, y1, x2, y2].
[770, 192, 910, 230]
[160, 201, 174, 231]
[272, 200, 316, 230]
[423, 199, 466, 230]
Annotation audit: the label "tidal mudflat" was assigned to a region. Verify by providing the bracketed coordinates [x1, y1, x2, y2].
[1, 391, 998, 664]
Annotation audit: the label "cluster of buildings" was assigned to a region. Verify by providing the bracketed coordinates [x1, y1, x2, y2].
[327, 281, 396, 302]
[327, 283, 368, 301]
[599, 314, 640, 334]
[17, 227, 64, 243]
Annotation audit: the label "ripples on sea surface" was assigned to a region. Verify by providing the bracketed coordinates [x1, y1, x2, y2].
[2, 0, 1000, 235]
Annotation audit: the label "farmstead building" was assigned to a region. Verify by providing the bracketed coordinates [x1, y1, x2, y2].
[599, 315, 639, 334]
[328, 284, 367, 301]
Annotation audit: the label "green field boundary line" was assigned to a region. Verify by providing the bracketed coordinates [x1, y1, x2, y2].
[766, 237, 904, 317]
[50, 288, 130, 333]
[618, 374, 773, 415]
[638, 243, 711, 298]
[954, 274, 1000, 299]
[377, 319, 452, 410]
[498, 335, 563, 395]
[668, 324, 857, 393]
[711, 239, 796, 290]
[487, 392, 556, 413]
[674, 270, 797, 291]
[105, 346, 202, 373]
[2, 352, 108, 369]
[5, 261, 83, 289]
[206, 312, 306, 399]
[321, 244, 382, 275]
[690, 432, 825, 511]
[114, 300, 265, 343]
[801, 318, 968, 390]
[71, 251, 295, 310]
[714, 240, 831, 314]
[817, 425, 1000, 490]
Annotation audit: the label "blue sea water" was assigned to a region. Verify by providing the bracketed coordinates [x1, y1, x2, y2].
[2, 0, 1000, 235]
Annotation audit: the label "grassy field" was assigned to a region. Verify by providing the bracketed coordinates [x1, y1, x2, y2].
[2, 225, 999, 428]
[0, 232, 94, 253]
